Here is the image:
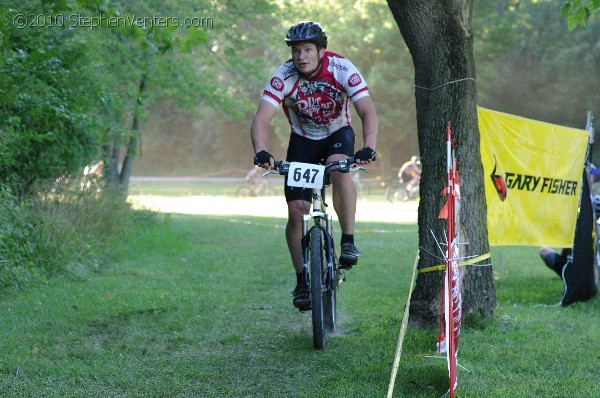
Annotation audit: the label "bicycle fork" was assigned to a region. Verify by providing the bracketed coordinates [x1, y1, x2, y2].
[301, 194, 335, 293]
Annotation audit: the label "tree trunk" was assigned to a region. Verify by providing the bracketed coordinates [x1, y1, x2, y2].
[102, 129, 119, 184]
[120, 73, 147, 192]
[387, 0, 496, 327]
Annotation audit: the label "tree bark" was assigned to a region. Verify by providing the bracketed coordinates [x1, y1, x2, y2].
[387, 0, 496, 327]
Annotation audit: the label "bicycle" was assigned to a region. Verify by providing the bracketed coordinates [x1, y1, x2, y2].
[385, 177, 419, 203]
[235, 179, 276, 197]
[236, 166, 277, 197]
[265, 156, 365, 349]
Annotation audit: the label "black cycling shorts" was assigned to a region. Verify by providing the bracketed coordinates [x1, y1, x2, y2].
[284, 126, 355, 202]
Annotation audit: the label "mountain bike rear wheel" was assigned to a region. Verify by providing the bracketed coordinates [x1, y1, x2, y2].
[309, 227, 326, 350]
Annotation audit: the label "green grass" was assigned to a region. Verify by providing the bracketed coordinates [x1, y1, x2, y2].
[0, 202, 598, 397]
[128, 181, 242, 197]
[127, 178, 392, 200]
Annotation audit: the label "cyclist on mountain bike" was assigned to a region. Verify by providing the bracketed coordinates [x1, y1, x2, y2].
[250, 21, 379, 310]
[398, 155, 421, 199]
[244, 165, 268, 196]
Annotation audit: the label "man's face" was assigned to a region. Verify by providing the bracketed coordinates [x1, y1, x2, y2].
[291, 42, 324, 77]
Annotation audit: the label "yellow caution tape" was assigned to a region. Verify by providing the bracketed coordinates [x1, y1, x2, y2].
[418, 252, 491, 274]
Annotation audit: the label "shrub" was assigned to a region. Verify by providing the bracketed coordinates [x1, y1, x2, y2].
[0, 180, 135, 294]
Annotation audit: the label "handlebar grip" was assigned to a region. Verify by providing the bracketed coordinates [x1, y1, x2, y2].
[275, 160, 290, 175]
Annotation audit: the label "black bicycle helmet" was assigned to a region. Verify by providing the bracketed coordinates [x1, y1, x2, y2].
[285, 21, 327, 48]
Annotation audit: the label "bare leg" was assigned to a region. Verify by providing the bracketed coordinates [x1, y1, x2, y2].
[286, 199, 311, 273]
[328, 154, 357, 235]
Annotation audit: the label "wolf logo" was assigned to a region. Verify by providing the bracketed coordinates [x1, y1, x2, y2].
[491, 155, 507, 201]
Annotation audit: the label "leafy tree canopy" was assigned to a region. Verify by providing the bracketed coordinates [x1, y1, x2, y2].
[1, 0, 598, 187]
[0, 0, 275, 193]
[560, 0, 600, 30]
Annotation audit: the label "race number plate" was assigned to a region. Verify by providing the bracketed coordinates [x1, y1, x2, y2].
[287, 162, 325, 189]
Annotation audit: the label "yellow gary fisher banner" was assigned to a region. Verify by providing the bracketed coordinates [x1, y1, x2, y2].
[479, 107, 589, 247]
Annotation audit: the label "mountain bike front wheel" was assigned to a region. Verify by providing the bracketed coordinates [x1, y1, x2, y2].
[385, 182, 409, 203]
[309, 227, 326, 350]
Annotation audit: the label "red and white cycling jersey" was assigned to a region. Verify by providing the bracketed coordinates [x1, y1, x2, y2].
[262, 51, 370, 141]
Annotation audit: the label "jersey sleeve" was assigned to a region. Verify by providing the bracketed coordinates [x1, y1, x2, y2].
[329, 55, 370, 103]
[344, 64, 370, 102]
[261, 65, 288, 108]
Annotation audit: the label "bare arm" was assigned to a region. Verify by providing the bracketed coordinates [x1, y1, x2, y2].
[250, 100, 278, 168]
[353, 96, 379, 164]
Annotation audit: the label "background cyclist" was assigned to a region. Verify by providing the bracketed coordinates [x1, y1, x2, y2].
[398, 155, 421, 199]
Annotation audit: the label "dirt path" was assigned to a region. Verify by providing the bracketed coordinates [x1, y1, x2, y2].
[128, 195, 418, 224]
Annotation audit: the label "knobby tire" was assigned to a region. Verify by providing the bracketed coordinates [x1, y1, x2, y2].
[309, 227, 326, 350]
[385, 182, 408, 203]
[236, 187, 251, 197]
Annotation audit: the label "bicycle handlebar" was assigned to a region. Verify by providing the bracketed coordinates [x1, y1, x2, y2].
[264, 157, 366, 177]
